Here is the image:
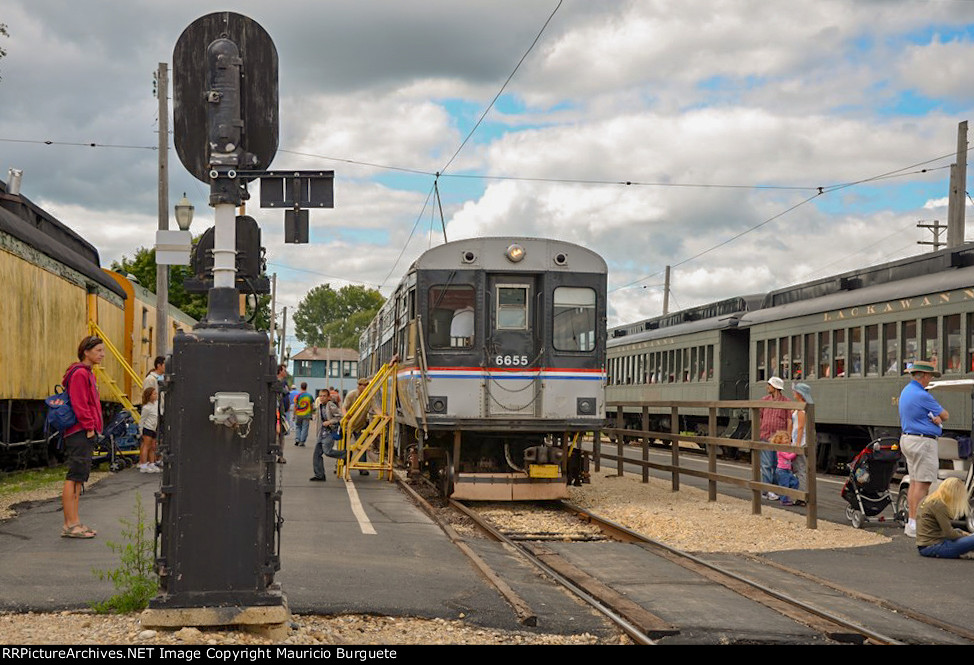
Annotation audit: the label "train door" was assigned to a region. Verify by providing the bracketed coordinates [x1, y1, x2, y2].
[485, 275, 540, 417]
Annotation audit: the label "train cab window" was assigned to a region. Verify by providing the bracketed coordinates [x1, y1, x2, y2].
[883, 322, 898, 376]
[921, 317, 938, 365]
[902, 320, 917, 371]
[819, 331, 831, 378]
[496, 285, 529, 330]
[865, 325, 879, 376]
[756, 340, 765, 381]
[849, 327, 862, 377]
[552, 287, 596, 351]
[429, 285, 476, 348]
[804, 334, 816, 379]
[945, 315, 961, 374]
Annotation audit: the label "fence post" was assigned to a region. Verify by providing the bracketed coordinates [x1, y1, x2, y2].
[671, 406, 680, 491]
[617, 405, 625, 476]
[708, 407, 717, 502]
[594, 428, 601, 472]
[805, 403, 817, 529]
[751, 406, 762, 515]
[641, 406, 649, 484]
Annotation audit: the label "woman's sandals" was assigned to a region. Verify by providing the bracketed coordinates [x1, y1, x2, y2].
[61, 523, 96, 539]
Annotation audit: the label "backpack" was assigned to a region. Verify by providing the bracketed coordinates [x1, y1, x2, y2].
[45, 366, 84, 435]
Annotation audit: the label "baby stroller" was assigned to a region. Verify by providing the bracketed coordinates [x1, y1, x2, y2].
[840, 436, 902, 528]
[91, 410, 141, 472]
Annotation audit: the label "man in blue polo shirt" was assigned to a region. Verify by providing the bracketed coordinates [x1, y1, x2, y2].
[898, 360, 949, 538]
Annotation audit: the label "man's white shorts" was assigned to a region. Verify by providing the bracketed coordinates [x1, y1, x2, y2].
[900, 434, 938, 483]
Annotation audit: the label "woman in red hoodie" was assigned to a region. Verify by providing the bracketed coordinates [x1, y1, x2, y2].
[61, 335, 105, 538]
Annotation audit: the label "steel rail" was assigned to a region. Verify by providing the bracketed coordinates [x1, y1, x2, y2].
[449, 499, 657, 645]
[560, 500, 905, 646]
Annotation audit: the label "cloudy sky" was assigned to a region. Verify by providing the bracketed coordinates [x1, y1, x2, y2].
[3, 0, 974, 345]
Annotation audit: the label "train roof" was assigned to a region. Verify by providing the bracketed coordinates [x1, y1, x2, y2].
[0, 179, 125, 298]
[608, 294, 764, 347]
[741, 243, 974, 326]
[407, 237, 607, 274]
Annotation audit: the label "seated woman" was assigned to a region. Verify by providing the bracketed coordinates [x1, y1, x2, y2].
[916, 477, 974, 559]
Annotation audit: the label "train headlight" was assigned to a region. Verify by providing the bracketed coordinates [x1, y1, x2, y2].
[505, 243, 526, 263]
[577, 398, 595, 415]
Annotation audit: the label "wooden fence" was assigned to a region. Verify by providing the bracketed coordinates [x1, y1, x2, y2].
[596, 399, 818, 529]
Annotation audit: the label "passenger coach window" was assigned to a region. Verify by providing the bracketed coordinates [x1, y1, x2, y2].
[968, 313, 974, 372]
[819, 331, 831, 378]
[429, 285, 476, 348]
[866, 325, 878, 376]
[756, 340, 765, 381]
[804, 334, 815, 379]
[902, 320, 917, 371]
[945, 315, 961, 373]
[552, 287, 596, 351]
[922, 317, 938, 365]
[883, 322, 898, 375]
[849, 327, 862, 376]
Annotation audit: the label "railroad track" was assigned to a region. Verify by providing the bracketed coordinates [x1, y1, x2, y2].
[396, 473, 973, 645]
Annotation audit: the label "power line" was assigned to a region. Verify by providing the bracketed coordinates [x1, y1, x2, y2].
[439, 0, 563, 175]
[380, 183, 436, 290]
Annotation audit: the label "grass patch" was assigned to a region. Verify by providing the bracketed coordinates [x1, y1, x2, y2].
[92, 493, 158, 613]
[0, 466, 67, 498]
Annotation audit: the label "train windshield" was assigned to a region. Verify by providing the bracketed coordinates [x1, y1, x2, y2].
[429, 285, 476, 348]
[553, 287, 596, 351]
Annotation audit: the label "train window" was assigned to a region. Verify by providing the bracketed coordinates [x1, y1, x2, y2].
[690, 347, 698, 382]
[642, 353, 648, 383]
[706, 344, 714, 380]
[791, 336, 802, 380]
[552, 287, 596, 351]
[429, 285, 476, 348]
[902, 320, 917, 371]
[849, 327, 862, 377]
[767, 339, 777, 380]
[968, 313, 974, 372]
[921, 317, 938, 364]
[819, 331, 831, 378]
[866, 325, 879, 376]
[804, 334, 816, 379]
[496, 285, 529, 330]
[756, 340, 765, 381]
[834, 329, 846, 377]
[945, 315, 961, 374]
[882, 323, 898, 375]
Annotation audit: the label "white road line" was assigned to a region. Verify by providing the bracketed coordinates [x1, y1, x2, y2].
[344, 477, 377, 535]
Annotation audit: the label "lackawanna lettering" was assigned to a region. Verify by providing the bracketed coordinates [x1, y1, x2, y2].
[822, 288, 974, 323]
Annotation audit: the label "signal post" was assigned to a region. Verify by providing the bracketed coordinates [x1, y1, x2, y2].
[142, 12, 333, 637]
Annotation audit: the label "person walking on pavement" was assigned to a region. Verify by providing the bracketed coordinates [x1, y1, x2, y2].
[274, 364, 290, 464]
[60, 335, 105, 539]
[293, 382, 314, 447]
[311, 390, 343, 481]
[899, 360, 949, 538]
[760, 377, 791, 501]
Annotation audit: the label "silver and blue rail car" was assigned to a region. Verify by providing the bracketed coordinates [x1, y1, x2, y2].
[362, 237, 607, 500]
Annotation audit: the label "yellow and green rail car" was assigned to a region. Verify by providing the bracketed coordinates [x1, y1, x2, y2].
[0, 179, 194, 468]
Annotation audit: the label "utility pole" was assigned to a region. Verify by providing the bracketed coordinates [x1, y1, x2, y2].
[662, 265, 671, 315]
[269, 273, 277, 354]
[156, 62, 170, 358]
[280, 305, 288, 361]
[917, 219, 947, 251]
[947, 120, 968, 248]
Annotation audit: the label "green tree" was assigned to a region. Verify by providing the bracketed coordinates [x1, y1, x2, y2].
[111, 245, 272, 329]
[293, 284, 384, 349]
